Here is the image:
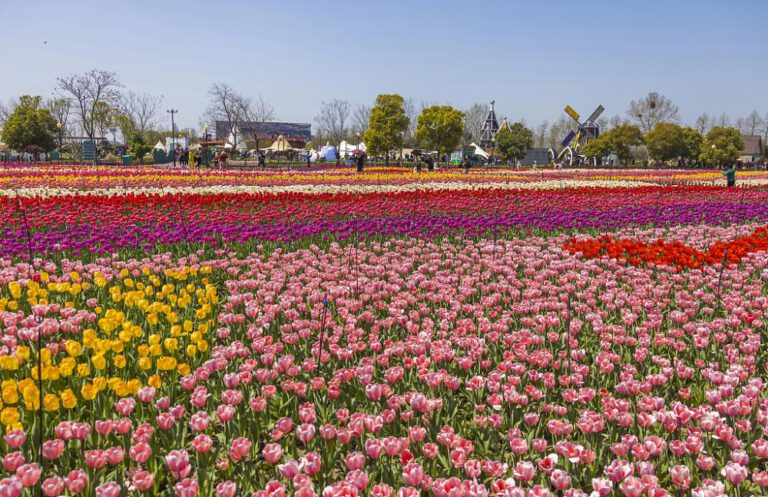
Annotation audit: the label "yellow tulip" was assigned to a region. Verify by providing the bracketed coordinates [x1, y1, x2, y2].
[77, 363, 91, 376]
[138, 357, 152, 370]
[164, 338, 178, 352]
[1, 381, 18, 404]
[94, 377, 107, 391]
[0, 407, 20, 426]
[65, 340, 83, 357]
[60, 389, 77, 409]
[113, 355, 127, 369]
[43, 394, 59, 411]
[81, 384, 97, 400]
[148, 374, 162, 389]
[8, 281, 22, 299]
[92, 355, 106, 370]
[157, 357, 177, 371]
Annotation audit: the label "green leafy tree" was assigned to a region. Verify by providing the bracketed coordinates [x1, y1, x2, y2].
[364, 94, 409, 163]
[0, 95, 58, 152]
[581, 136, 610, 159]
[645, 122, 687, 161]
[128, 132, 150, 163]
[681, 127, 703, 160]
[415, 106, 465, 164]
[600, 124, 643, 165]
[699, 126, 743, 165]
[495, 122, 533, 161]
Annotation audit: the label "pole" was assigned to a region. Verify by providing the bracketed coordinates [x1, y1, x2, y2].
[167, 109, 178, 167]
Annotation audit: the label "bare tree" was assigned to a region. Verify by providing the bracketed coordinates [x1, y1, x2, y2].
[45, 97, 72, 146]
[694, 113, 711, 134]
[462, 102, 487, 144]
[734, 117, 747, 133]
[118, 92, 163, 135]
[546, 115, 576, 150]
[351, 104, 371, 138]
[242, 95, 276, 147]
[743, 110, 764, 136]
[315, 99, 351, 148]
[714, 112, 730, 127]
[202, 82, 251, 149]
[763, 112, 768, 148]
[534, 121, 549, 148]
[56, 69, 122, 140]
[627, 92, 679, 132]
[403, 98, 419, 146]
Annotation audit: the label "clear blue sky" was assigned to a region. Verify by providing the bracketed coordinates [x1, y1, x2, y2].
[1, 0, 766, 130]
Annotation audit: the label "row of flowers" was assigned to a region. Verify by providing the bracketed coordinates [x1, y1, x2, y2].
[1, 221, 767, 496]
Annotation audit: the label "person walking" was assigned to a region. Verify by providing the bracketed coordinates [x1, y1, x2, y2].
[722, 163, 736, 187]
[356, 153, 366, 173]
[305, 152, 311, 168]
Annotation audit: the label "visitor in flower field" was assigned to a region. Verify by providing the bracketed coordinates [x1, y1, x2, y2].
[356, 153, 365, 172]
[722, 163, 736, 187]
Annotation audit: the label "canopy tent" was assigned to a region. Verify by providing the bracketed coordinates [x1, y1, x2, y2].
[338, 140, 366, 157]
[469, 142, 488, 159]
[224, 125, 247, 151]
[263, 135, 294, 152]
[319, 143, 337, 161]
[153, 140, 166, 151]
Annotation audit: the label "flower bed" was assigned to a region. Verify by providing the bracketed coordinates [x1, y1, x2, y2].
[0, 166, 766, 497]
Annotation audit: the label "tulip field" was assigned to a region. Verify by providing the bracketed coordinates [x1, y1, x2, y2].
[4, 164, 768, 497]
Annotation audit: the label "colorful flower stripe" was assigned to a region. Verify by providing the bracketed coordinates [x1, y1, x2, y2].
[565, 225, 768, 270]
[0, 165, 767, 497]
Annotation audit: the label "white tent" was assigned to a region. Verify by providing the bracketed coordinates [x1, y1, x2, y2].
[338, 141, 366, 156]
[153, 140, 166, 151]
[224, 125, 247, 151]
[470, 142, 488, 159]
[319, 143, 337, 161]
[264, 135, 294, 152]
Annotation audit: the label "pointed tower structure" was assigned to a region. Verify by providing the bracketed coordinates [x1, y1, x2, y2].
[498, 116, 510, 133]
[478, 100, 500, 150]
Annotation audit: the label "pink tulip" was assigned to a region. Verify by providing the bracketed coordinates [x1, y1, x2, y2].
[345, 451, 366, 471]
[0, 477, 22, 497]
[130, 442, 152, 464]
[229, 436, 252, 461]
[301, 452, 322, 475]
[95, 482, 121, 497]
[3, 431, 25, 449]
[132, 470, 155, 492]
[215, 480, 236, 497]
[174, 478, 199, 497]
[669, 465, 690, 490]
[15, 464, 42, 488]
[42, 476, 64, 497]
[296, 423, 316, 443]
[166, 450, 191, 479]
[64, 470, 88, 494]
[550, 470, 571, 491]
[263, 443, 283, 464]
[193, 434, 213, 453]
[2, 453, 24, 473]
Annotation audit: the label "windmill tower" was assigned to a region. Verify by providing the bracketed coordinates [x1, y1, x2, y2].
[478, 100, 500, 150]
[557, 104, 604, 165]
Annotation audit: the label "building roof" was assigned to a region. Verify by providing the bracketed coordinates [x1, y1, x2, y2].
[215, 121, 311, 143]
[741, 135, 763, 156]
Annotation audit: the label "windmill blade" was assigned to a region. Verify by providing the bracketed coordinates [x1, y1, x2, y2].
[585, 105, 605, 124]
[561, 130, 576, 148]
[564, 105, 580, 123]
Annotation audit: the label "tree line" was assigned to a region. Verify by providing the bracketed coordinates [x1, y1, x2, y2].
[0, 70, 764, 165]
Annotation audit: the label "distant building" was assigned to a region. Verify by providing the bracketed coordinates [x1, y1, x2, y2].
[521, 148, 550, 166]
[740, 135, 764, 164]
[215, 121, 312, 149]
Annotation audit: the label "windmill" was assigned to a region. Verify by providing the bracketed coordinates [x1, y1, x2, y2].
[557, 104, 604, 165]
